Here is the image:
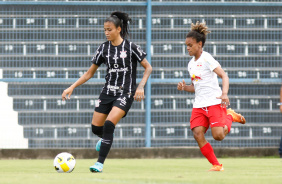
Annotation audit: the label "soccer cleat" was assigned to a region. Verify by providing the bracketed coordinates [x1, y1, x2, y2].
[96, 138, 102, 152]
[89, 162, 103, 173]
[208, 164, 224, 171]
[227, 108, 246, 124]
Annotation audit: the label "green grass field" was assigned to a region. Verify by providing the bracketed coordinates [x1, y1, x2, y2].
[0, 158, 281, 184]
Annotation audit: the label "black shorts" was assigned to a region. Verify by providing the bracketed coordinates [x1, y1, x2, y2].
[94, 93, 134, 118]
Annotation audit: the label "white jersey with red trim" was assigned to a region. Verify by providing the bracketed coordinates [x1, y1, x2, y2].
[187, 51, 222, 108]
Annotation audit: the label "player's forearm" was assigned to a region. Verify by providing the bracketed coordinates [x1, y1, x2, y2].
[137, 65, 152, 89]
[184, 84, 195, 93]
[70, 65, 98, 89]
[70, 74, 89, 89]
[221, 74, 229, 95]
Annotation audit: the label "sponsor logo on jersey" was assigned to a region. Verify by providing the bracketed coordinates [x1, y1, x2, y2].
[107, 85, 124, 93]
[120, 50, 127, 58]
[109, 67, 129, 73]
[191, 74, 202, 82]
[107, 85, 120, 91]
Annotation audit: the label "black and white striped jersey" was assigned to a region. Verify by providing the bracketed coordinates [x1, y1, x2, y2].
[91, 39, 147, 96]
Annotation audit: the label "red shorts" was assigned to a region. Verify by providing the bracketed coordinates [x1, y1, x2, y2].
[190, 104, 226, 132]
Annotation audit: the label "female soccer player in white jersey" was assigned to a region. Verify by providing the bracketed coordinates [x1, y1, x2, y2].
[177, 21, 246, 171]
[62, 11, 152, 173]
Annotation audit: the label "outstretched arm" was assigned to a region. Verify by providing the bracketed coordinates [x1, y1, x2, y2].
[62, 64, 99, 100]
[134, 58, 152, 102]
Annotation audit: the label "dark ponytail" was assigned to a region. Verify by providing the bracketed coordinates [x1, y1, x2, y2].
[105, 11, 132, 39]
[186, 21, 210, 47]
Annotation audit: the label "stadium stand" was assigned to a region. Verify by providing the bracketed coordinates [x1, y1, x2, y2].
[0, 1, 281, 148]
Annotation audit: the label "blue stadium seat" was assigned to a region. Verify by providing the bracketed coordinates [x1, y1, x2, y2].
[24, 127, 55, 139]
[16, 17, 45, 28]
[0, 17, 13, 28]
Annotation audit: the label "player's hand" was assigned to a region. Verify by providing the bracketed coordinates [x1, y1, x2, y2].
[177, 79, 186, 91]
[280, 105, 282, 113]
[62, 87, 74, 101]
[216, 94, 230, 108]
[134, 86, 144, 102]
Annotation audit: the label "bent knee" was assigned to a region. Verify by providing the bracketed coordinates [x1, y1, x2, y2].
[213, 134, 225, 141]
[92, 124, 103, 138]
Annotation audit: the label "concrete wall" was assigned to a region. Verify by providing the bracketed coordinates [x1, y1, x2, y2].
[0, 82, 28, 148]
[0, 147, 279, 159]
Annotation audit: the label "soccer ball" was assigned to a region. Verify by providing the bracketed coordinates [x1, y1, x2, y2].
[53, 152, 76, 173]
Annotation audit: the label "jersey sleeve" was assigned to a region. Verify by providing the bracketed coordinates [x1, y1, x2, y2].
[203, 53, 221, 71]
[91, 44, 105, 66]
[131, 43, 147, 62]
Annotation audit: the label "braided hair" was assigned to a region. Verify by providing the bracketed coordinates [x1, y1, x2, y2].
[105, 11, 132, 39]
[186, 21, 211, 47]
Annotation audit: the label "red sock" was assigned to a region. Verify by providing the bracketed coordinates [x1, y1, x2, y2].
[226, 114, 233, 133]
[200, 143, 220, 165]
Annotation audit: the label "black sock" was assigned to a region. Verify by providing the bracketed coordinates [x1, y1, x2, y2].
[97, 120, 115, 164]
[91, 124, 103, 138]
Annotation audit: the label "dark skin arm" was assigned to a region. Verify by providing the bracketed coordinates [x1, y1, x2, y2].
[134, 58, 152, 102]
[213, 66, 230, 108]
[177, 79, 195, 93]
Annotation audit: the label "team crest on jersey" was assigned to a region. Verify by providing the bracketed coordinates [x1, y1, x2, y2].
[120, 51, 127, 58]
[197, 62, 202, 67]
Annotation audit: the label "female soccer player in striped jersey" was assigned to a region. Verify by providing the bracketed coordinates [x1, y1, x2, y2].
[62, 11, 152, 173]
[177, 21, 246, 171]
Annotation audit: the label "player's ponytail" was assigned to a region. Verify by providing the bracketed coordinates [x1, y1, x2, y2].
[186, 21, 211, 47]
[105, 11, 132, 39]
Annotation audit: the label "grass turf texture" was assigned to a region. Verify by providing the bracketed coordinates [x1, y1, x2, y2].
[0, 158, 281, 184]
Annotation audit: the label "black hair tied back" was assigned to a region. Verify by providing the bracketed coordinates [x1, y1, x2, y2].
[186, 21, 210, 47]
[105, 11, 132, 39]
